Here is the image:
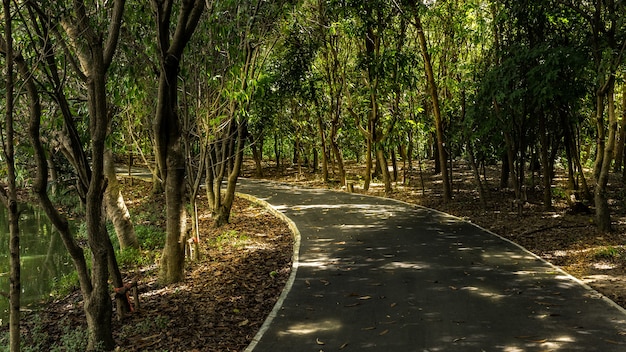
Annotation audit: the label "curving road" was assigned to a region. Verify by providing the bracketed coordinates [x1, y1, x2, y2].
[238, 178, 626, 351]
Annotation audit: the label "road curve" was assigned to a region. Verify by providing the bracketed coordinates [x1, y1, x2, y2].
[238, 178, 626, 351]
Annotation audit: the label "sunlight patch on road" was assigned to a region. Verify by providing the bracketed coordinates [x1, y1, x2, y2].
[460, 286, 507, 300]
[279, 318, 342, 336]
[380, 261, 430, 270]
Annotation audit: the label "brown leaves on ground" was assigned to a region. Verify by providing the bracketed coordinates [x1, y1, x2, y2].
[17, 179, 293, 352]
[117, 183, 293, 351]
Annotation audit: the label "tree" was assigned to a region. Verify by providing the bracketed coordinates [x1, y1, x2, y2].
[14, 0, 128, 349]
[152, 0, 205, 284]
[406, 2, 452, 200]
[558, 0, 626, 231]
[0, 2, 21, 349]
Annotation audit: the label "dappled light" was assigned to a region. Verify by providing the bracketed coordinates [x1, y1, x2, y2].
[279, 319, 343, 336]
[237, 180, 626, 351]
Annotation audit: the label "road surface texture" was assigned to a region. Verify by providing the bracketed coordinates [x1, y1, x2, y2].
[237, 178, 626, 351]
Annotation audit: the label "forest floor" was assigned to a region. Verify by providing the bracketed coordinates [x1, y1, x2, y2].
[9, 180, 294, 351]
[6, 159, 626, 351]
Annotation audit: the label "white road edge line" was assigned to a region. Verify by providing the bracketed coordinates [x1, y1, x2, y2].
[238, 192, 302, 352]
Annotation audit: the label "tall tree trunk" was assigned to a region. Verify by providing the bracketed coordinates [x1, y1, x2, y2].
[539, 114, 552, 210]
[250, 135, 264, 177]
[377, 147, 392, 194]
[364, 130, 373, 191]
[0, 6, 20, 349]
[613, 86, 626, 172]
[595, 82, 617, 232]
[466, 141, 487, 210]
[152, 0, 205, 284]
[593, 92, 606, 183]
[415, 15, 451, 201]
[316, 109, 329, 182]
[214, 122, 246, 226]
[155, 65, 187, 284]
[104, 149, 139, 250]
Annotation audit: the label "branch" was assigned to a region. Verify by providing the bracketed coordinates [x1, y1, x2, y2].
[103, 0, 126, 69]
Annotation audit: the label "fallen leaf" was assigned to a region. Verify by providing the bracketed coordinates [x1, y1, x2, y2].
[316, 338, 325, 345]
[339, 343, 349, 349]
[379, 329, 389, 335]
[238, 319, 249, 327]
[359, 295, 372, 300]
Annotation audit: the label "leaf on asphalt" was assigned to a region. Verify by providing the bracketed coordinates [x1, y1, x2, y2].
[358, 295, 372, 300]
[320, 279, 330, 286]
[316, 338, 325, 345]
[361, 326, 376, 331]
[379, 329, 389, 336]
[390, 302, 397, 308]
[339, 342, 349, 349]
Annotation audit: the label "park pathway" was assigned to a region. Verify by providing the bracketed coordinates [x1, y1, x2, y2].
[237, 178, 626, 351]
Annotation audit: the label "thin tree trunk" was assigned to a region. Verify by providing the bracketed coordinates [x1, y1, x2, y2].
[539, 114, 552, 210]
[613, 87, 626, 172]
[317, 111, 329, 182]
[364, 131, 373, 191]
[467, 141, 487, 210]
[593, 93, 606, 182]
[377, 147, 392, 194]
[414, 14, 451, 200]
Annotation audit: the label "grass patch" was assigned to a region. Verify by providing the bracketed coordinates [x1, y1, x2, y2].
[211, 229, 250, 251]
[135, 224, 165, 250]
[593, 246, 626, 261]
[50, 271, 80, 298]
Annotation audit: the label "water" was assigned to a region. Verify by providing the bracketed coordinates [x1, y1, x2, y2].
[0, 205, 74, 325]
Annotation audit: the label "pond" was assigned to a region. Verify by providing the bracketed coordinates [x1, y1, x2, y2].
[0, 205, 74, 325]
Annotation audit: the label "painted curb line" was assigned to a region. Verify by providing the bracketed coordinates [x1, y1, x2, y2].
[237, 192, 302, 352]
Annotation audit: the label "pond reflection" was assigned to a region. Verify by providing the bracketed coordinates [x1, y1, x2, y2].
[0, 205, 74, 325]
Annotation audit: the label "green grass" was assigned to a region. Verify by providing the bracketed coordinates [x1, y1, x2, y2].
[135, 224, 165, 250]
[593, 246, 625, 261]
[211, 229, 250, 251]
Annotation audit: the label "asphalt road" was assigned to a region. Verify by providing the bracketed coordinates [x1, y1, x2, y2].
[237, 178, 626, 352]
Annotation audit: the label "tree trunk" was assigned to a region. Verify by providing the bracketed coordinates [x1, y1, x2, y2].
[364, 132, 373, 191]
[214, 122, 246, 227]
[595, 83, 617, 232]
[1, 7, 20, 349]
[153, 0, 205, 284]
[317, 111, 329, 182]
[415, 15, 451, 201]
[154, 63, 188, 284]
[593, 93, 606, 183]
[250, 137, 264, 177]
[376, 147, 392, 194]
[539, 114, 552, 210]
[104, 149, 139, 250]
[467, 141, 487, 210]
[613, 87, 626, 172]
